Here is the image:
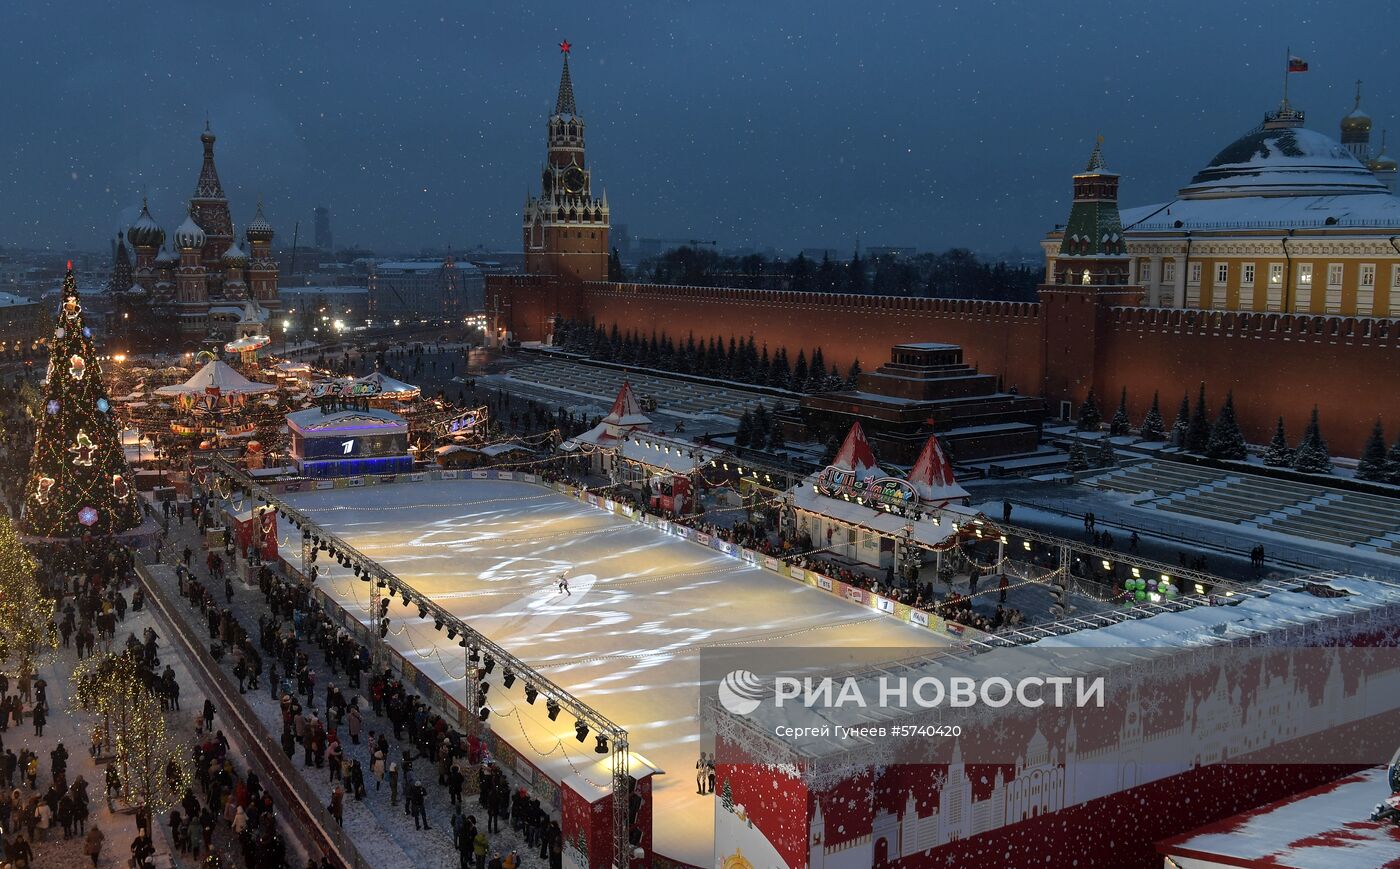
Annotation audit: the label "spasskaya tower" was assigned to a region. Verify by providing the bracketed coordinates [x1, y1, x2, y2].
[523, 41, 610, 282]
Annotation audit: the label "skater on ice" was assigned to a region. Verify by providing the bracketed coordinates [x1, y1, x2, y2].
[557, 569, 571, 596]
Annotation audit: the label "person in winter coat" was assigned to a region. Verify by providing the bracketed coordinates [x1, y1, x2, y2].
[83, 825, 104, 866]
[329, 784, 344, 827]
[347, 705, 362, 744]
[387, 761, 399, 806]
[371, 750, 385, 791]
[473, 830, 489, 869]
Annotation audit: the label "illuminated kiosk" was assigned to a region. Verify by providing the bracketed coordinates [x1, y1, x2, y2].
[790, 422, 972, 569]
[287, 380, 411, 478]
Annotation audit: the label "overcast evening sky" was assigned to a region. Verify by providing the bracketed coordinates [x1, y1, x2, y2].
[4, 0, 1397, 258]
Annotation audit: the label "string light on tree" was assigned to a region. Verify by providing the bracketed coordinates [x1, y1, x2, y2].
[21, 262, 142, 539]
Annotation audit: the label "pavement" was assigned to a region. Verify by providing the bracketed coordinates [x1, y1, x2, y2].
[147, 514, 541, 869]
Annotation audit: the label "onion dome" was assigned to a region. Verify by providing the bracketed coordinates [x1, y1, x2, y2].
[174, 210, 206, 250]
[155, 244, 178, 265]
[127, 198, 165, 249]
[1369, 131, 1398, 173]
[222, 239, 250, 267]
[245, 200, 274, 244]
[1341, 81, 1372, 136]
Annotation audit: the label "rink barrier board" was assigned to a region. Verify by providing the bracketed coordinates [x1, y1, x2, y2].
[267, 469, 981, 644]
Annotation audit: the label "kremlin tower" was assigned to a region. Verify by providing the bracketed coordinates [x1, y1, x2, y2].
[522, 41, 611, 283]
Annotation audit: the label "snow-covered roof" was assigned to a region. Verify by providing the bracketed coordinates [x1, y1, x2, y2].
[830, 422, 884, 480]
[603, 380, 651, 427]
[354, 370, 420, 399]
[1159, 766, 1400, 869]
[1121, 191, 1400, 232]
[906, 434, 968, 503]
[0, 292, 36, 307]
[792, 481, 966, 550]
[616, 434, 723, 475]
[154, 360, 276, 396]
[285, 406, 407, 434]
[1182, 125, 1388, 199]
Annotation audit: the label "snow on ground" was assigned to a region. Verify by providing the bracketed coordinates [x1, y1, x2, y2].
[283, 478, 950, 866]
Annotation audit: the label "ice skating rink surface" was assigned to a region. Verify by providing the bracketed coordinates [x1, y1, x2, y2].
[284, 478, 949, 865]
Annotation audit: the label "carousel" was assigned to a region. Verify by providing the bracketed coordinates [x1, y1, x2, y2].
[154, 359, 281, 446]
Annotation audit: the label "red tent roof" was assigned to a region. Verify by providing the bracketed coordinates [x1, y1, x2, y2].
[604, 380, 650, 426]
[831, 422, 881, 476]
[907, 434, 968, 502]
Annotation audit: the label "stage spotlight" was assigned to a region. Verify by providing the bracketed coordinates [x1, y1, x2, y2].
[483, 655, 495, 675]
[446, 626, 456, 640]
[378, 618, 388, 639]
[377, 578, 388, 589]
[524, 685, 538, 705]
[401, 595, 411, 607]
[417, 604, 427, 619]
[378, 599, 389, 617]
[502, 670, 516, 689]
[595, 735, 609, 754]
[434, 619, 443, 632]
[467, 645, 480, 664]
[477, 681, 490, 696]
[352, 564, 361, 576]
[546, 699, 560, 721]
[575, 721, 589, 742]
[458, 637, 467, 648]
[478, 706, 490, 721]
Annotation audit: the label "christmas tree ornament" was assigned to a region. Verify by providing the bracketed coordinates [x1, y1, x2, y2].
[70, 431, 97, 465]
[21, 262, 141, 538]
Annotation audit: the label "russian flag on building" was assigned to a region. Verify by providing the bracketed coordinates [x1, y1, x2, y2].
[1288, 55, 1309, 72]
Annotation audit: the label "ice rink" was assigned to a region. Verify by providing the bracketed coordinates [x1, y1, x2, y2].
[283, 478, 949, 865]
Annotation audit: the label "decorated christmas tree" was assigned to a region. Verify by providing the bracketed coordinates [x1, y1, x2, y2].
[21, 263, 142, 539]
[0, 513, 57, 679]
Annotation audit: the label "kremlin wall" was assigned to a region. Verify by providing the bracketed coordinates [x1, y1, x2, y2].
[490, 58, 1400, 456]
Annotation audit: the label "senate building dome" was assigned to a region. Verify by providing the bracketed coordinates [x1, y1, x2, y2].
[1180, 124, 1387, 199]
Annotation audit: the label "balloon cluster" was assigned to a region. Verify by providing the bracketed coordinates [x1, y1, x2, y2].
[1122, 577, 1177, 605]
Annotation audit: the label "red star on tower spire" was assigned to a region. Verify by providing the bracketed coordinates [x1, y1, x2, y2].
[559, 39, 571, 55]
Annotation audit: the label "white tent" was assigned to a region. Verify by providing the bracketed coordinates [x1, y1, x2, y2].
[154, 360, 276, 397]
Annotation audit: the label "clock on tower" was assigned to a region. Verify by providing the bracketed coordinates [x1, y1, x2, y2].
[521, 40, 610, 283]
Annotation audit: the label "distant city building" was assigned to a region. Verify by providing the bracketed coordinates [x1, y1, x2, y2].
[864, 246, 917, 261]
[278, 285, 370, 327]
[1045, 90, 1400, 316]
[0, 291, 47, 358]
[314, 206, 334, 252]
[800, 248, 842, 262]
[367, 259, 483, 322]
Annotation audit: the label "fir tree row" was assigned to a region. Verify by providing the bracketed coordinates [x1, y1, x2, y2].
[553, 319, 862, 394]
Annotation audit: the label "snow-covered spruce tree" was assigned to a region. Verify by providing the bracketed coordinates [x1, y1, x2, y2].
[1356, 420, 1388, 482]
[1139, 391, 1166, 441]
[1205, 391, 1247, 461]
[766, 420, 785, 452]
[1261, 417, 1293, 467]
[734, 409, 753, 448]
[1292, 407, 1333, 474]
[1108, 387, 1131, 436]
[1186, 382, 1211, 454]
[1386, 433, 1400, 485]
[1170, 393, 1190, 447]
[846, 358, 862, 388]
[1066, 437, 1090, 472]
[1077, 389, 1102, 432]
[1095, 437, 1117, 468]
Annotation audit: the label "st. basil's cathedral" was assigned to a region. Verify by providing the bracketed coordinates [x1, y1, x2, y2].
[107, 123, 280, 350]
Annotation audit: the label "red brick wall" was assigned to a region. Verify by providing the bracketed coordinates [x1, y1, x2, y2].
[1096, 308, 1400, 457]
[487, 275, 1400, 457]
[579, 281, 1046, 395]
